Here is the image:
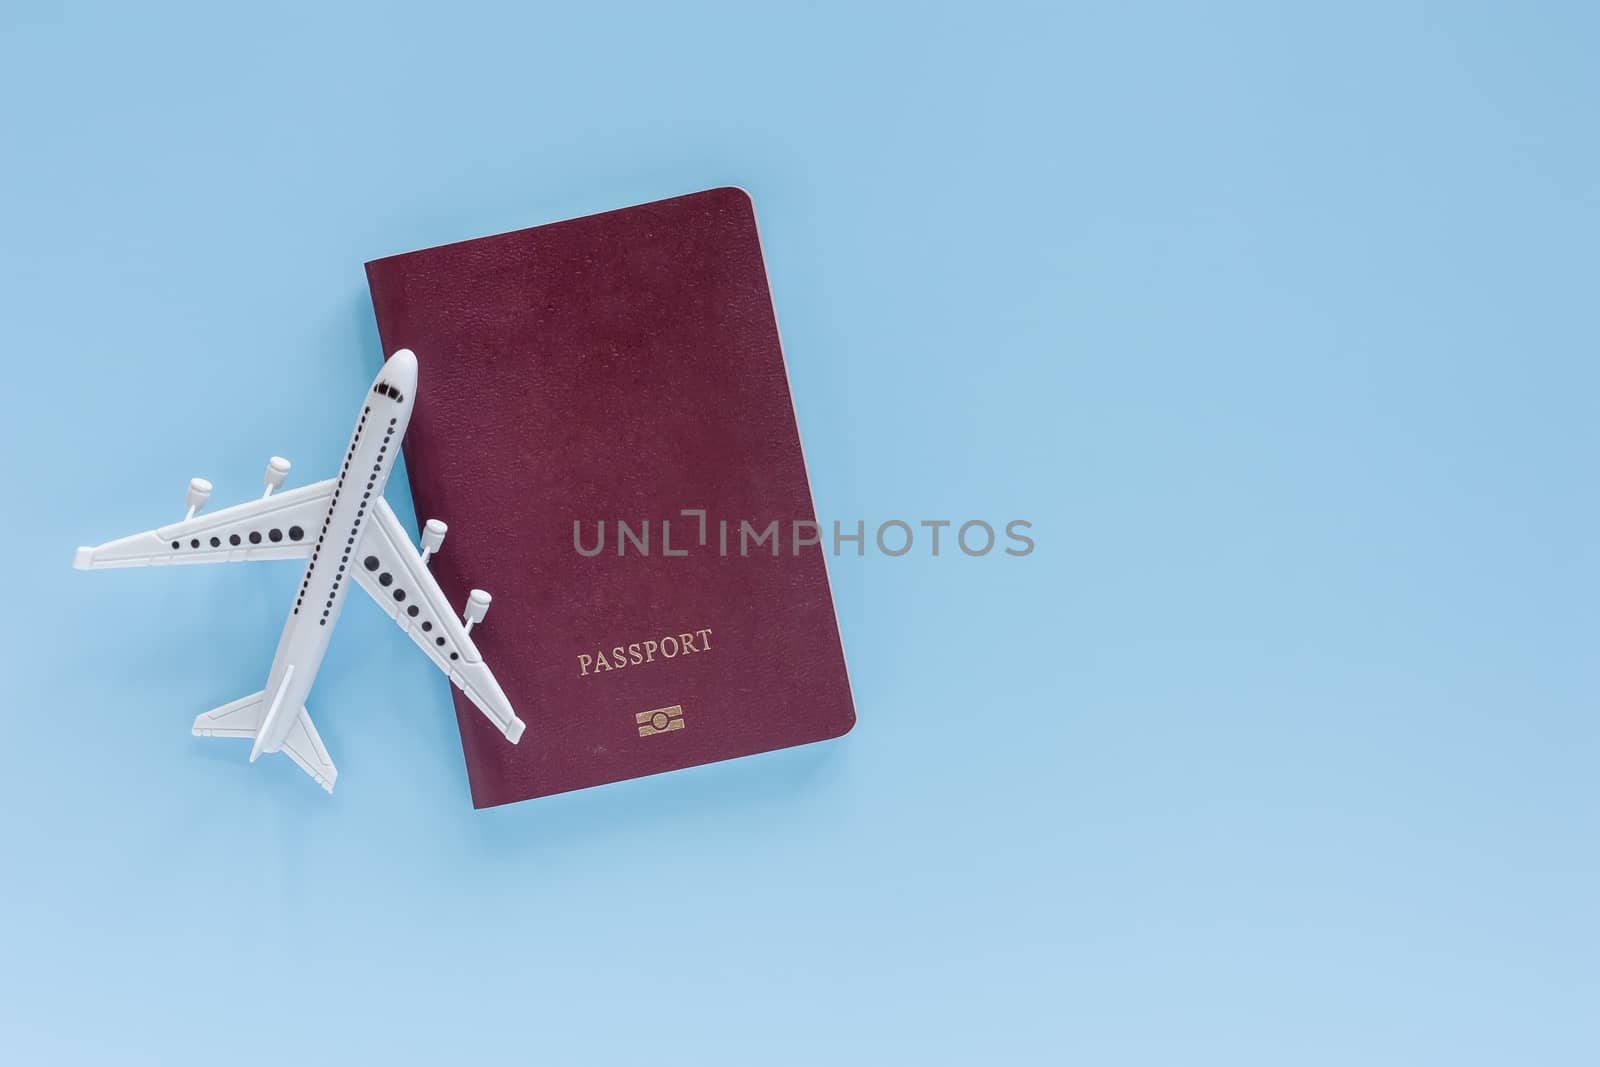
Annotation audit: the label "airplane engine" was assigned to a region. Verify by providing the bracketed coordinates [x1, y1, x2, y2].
[420, 519, 447, 565]
[262, 456, 291, 497]
[184, 477, 212, 520]
[463, 589, 491, 634]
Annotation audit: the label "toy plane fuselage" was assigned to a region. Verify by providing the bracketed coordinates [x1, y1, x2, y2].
[256, 351, 414, 758]
[73, 350, 525, 792]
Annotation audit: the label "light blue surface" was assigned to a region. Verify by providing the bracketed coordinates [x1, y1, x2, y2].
[2, 2, 1595, 1063]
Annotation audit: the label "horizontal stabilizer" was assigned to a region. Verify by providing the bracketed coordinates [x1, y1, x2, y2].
[192, 693, 338, 793]
[193, 691, 267, 737]
[279, 705, 337, 793]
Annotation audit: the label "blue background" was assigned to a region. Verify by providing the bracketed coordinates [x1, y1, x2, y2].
[2, 2, 1595, 1063]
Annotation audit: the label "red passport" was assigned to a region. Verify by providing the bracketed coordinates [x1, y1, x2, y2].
[365, 188, 855, 807]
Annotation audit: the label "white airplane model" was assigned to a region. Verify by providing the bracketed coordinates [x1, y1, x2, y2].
[72, 349, 525, 792]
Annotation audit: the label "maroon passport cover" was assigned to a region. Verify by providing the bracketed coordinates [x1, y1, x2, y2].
[365, 188, 855, 807]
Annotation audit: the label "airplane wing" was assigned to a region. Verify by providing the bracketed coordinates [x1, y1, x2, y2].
[351, 498, 526, 743]
[73, 479, 336, 570]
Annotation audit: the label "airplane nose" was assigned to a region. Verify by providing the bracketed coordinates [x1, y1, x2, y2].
[386, 348, 418, 392]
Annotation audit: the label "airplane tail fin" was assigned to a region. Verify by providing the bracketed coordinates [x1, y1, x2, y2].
[192, 691, 338, 793]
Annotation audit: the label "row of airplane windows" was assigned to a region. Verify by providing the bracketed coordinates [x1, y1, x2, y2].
[320, 419, 397, 621]
[373, 381, 405, 402]
[172, 526, 303, 550]
[363, 554, 459, 661]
